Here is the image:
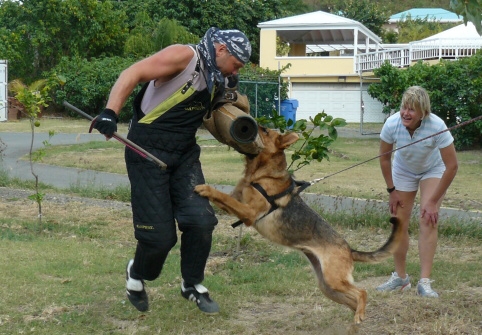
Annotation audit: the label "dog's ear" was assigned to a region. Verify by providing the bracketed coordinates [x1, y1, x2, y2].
[279, 132, 299, 149]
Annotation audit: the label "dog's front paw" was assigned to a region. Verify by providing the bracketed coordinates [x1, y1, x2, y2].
[194, 184, 214, 198]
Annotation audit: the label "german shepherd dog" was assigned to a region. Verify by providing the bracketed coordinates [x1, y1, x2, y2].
[195, 127, 402, 324]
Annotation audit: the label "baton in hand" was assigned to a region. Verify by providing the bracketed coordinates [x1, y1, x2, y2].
[63, 101, 167, 170]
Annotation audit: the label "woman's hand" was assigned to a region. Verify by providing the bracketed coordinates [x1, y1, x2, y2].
[421, 201, 439, 227]
[389, 191, 403, 215]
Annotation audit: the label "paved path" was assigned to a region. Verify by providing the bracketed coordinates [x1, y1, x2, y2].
[0, 127, 374, 190]
[1, 129, 479, 221]
[1, 132, 130, 189]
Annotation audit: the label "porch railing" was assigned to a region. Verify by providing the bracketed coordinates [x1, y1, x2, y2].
[356, 38, 482, 73]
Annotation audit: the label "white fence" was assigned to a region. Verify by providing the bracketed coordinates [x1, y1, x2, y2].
[356, 48, 411, 72]
[356, 39, 482, 73]
[0, 60, 7, 122]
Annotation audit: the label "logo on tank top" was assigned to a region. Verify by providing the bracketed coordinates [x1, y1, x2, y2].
[185, 101, 206, 111]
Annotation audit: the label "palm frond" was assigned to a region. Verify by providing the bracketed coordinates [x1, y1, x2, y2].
[8, 79, 27, 94]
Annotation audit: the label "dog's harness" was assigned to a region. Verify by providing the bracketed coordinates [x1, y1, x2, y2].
[231, 178, 311, 228]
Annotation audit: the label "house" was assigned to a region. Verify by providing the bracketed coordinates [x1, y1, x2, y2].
[386, 8, 463, 32]
[257, 10, 481, 124]
[258, 11, 386, 124]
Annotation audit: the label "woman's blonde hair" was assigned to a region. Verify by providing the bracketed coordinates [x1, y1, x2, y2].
[400, 86, 431, 119]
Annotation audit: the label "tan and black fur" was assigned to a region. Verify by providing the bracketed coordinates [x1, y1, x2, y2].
[195, 127, 402, 324]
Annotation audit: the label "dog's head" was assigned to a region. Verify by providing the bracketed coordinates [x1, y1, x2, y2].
[245, 126, 299, 171]
[258, 126, 299, 153]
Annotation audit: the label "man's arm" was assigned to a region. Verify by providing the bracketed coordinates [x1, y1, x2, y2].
[105, 44, 195, 114]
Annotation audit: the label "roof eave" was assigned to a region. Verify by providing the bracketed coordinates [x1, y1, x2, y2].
[260, 25, 381, 41]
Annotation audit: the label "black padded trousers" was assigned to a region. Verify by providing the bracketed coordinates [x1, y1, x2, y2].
[125, 141, 218, 284]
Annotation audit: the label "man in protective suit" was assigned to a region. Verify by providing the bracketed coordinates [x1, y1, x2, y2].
[91, 27, 252, 314]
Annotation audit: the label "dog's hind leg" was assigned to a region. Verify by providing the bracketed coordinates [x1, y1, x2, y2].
[303, 251, 367, 324]
[322, 253, 367, 324]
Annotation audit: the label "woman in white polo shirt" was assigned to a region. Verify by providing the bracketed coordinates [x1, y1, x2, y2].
[376, 86, 458, 297]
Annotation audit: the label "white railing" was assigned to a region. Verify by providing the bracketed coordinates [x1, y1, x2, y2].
[356, 48, 410, 72]
[356, 38, 482, 73]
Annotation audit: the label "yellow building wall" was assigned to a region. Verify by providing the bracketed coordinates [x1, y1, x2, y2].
[289, 43, 306, 56]
[260, 29, 277, 63]
[259, 29, 358, 81]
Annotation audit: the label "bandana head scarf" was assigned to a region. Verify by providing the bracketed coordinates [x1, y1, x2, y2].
[197, 27, 252, 93]
[215, 29, 252, 64]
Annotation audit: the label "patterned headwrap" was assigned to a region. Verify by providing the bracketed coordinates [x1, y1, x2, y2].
[197, 27, 252, 93]
[216, 29, 252, 64]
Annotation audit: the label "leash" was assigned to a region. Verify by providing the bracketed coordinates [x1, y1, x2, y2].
[308, 114, 482, 186]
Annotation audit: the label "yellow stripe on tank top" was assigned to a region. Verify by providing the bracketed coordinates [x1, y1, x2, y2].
[138, 85, 197, 124]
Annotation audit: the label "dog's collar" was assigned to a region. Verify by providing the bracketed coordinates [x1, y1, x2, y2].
[251, 180, 295, 210]
[231, 178, 310, 228]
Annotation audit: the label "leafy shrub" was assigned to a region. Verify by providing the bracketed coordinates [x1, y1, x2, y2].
[49, 56, 139, 122]
[124, 16, 199, 59]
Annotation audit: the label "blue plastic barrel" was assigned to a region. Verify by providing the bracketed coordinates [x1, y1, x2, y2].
[280, 99, 298, 128]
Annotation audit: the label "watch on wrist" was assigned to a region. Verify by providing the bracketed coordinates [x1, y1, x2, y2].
[387, 186, 396, 193]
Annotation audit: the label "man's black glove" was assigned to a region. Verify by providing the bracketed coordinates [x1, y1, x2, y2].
[90, 108, 118, 137]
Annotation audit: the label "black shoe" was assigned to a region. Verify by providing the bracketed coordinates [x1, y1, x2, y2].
[125, 259, 148, 312]
[181, 281, 220, 315]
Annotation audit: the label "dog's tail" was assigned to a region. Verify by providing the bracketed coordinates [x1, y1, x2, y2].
[351, 217, 402, 263]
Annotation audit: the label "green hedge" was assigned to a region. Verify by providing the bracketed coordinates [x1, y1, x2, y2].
[50, 56, 139, 122]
